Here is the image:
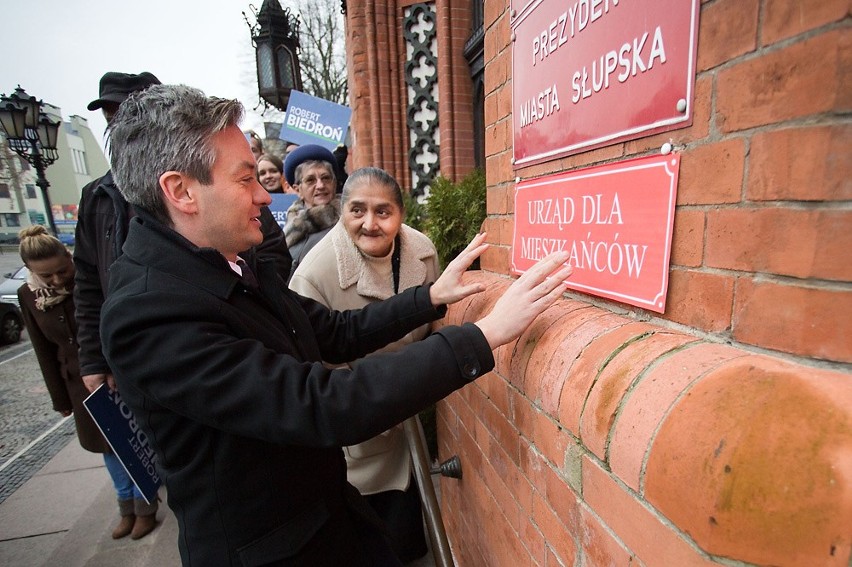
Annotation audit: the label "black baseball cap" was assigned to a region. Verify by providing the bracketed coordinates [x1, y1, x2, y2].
[87, 71, 161, 111]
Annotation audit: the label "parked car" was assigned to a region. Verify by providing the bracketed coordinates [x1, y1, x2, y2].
[0, 301, 23, 344]
[0, 266, 28, 307]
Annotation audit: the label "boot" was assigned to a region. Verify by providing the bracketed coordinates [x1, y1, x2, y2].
[112, 499, 135, 539]
[130, 497, 158, 540]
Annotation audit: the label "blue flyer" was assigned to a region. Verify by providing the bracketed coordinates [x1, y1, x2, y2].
[268, 193, 299, 230]
[83, 385, 161, 504]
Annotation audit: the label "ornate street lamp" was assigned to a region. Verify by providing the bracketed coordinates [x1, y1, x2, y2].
[244, 1, 303, 112]
[0, 86, 61, 236]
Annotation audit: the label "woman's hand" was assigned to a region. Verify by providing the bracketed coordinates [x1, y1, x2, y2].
[475, 251, 572, 349]
[429, 232, 489, 307]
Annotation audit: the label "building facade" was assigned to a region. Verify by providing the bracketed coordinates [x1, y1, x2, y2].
[343, 1, 851, 565]
[0, 107, 108, 242]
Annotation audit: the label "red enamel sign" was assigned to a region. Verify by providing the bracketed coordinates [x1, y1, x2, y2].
[512, 154, 680, 312]
[511, 0, 700, 166]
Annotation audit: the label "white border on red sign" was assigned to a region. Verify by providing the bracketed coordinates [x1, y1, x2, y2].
[511, 1, 700, 167]
[511, 155, 680, 311]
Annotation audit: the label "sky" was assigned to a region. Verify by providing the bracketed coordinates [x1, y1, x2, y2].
[1, 0, 286, 153]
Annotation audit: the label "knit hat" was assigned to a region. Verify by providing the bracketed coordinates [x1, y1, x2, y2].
[87, 72, 161, 111]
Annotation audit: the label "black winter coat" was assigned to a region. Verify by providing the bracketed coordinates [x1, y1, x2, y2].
[73, 171, 292, 377]
[101, 214, 493, 566]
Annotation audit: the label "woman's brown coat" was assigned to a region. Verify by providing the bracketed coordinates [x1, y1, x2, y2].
[18, 283, 110, 453]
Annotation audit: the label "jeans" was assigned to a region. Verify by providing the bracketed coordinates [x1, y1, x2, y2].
[103, 452, 143, 500]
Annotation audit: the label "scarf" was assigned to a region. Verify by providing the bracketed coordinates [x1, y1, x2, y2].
[27, 271, 71, 311]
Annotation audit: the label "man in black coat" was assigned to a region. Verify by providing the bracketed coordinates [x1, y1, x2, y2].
[75, 72, 293, 541]
[73, 71, 165, 540]
[75, 71, 162, 394]
[101, 84, 571, 566]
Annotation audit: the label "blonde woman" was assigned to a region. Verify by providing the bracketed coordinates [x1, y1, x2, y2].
[17, 226, 157, 540]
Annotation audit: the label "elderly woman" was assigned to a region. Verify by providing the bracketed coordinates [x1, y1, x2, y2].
[256, 153, 296, 194]
[290, 167, 435, 563]
[282, 144, 342, 280]
[16, 226, 158, 540]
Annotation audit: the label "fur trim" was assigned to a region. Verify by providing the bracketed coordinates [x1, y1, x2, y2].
[284, 198, 341, 247]
[331, 223, 437, 300]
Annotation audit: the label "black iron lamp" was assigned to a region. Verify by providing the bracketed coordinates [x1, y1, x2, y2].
[244, 0, 303, 112]
[0, 86, 61, 236]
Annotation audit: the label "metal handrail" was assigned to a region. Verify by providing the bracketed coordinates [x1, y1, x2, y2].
[403, 416, 457, 567]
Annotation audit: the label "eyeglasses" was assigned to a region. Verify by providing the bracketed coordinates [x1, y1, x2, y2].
[297, 173, 334, 188]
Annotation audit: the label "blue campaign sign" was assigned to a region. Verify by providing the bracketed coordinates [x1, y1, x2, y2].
[83, 385, 161, 504]
[279, 90, 352, 151]
[268, 193, 298, 230]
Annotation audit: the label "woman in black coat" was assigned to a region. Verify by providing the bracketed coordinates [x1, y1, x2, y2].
[17, 225, 157, 540]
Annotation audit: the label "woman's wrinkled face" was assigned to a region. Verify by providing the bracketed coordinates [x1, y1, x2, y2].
[26, 253, 74, 288]
[257, 158, 283, 193]
[343, 181, 403, 258]
[296, 164, 335, 207]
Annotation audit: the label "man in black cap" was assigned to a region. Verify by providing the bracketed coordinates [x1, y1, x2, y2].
[74, 71, 163, 540]
[73, 72, 293, 539]
[86, 71, 161, 121]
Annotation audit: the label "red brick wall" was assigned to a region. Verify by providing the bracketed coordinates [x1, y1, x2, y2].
[345, 0, 478, 187]
[438, 0, 851, 566]
[435, 0, 477, 180]
[345, 0, 409, 185]
[479, 0, 851, 363]
[346, 0, 851, 565]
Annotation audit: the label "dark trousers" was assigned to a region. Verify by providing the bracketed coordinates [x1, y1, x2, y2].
[364, 477, 428, 564]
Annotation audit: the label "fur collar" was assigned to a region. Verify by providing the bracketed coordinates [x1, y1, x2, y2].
[330, 223, 437, 300]
[284, 198, 341, 247]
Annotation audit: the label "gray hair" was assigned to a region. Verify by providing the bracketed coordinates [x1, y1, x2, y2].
[341, 167, 405, 211]
[107, 84, 244, 226]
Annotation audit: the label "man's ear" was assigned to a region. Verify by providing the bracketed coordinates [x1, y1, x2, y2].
[159, 171, 197, 214]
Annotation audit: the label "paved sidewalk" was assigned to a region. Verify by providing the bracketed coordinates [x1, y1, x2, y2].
[0, 437, 440, 566]
[0, 440, 180, 566]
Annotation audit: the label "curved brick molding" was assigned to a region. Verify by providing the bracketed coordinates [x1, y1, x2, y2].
[438, 270, 852, 566]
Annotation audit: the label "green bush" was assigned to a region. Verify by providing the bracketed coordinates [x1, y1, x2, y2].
[424, 169, 487, 269]
[402, 191, 428, 233]
[404, 170, 486, 460]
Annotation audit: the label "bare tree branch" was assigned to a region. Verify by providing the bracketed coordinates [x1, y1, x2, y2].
[292, 0, 348, 104]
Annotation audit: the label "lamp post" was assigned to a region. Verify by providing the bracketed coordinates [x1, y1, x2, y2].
[244, 0, 303, 112]
[0, 86, 61, 237]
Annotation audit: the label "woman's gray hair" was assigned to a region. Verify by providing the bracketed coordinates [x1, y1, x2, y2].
[341, 167, 405, 211]
[107, 84, 244, 226]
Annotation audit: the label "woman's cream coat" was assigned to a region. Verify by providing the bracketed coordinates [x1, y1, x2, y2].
[290, 222, 440, 494]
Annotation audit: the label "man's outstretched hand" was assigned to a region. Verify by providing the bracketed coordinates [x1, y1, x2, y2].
[429, 232, 490, 307]
[475, 251, 572, 349]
